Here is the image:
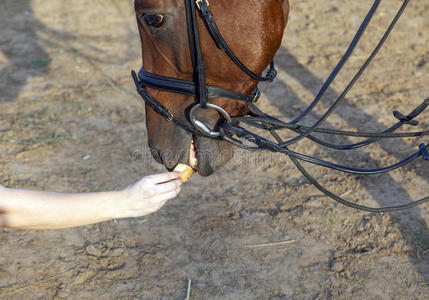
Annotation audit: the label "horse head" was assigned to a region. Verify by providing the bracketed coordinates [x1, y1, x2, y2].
[134, 0, 289, 176]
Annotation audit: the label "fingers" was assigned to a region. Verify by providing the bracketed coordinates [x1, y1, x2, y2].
[118, 173, 184, 219]
[152, 188, 181, 204]
[151, 178, 182, 195]
[145, 172, 182, 184]
[144, 186, 181, 214]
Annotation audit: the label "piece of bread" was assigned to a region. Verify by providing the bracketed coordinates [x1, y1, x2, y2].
[174, 163, 194, 182]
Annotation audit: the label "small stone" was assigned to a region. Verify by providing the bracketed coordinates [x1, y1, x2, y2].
[344, 270, 354, 280]
[331, 260, 344, 273]
[109, 248, 125, 257]
[86, 244, 102, 257]
[361, 246, 373, 253]
[73, 270, 95, 285]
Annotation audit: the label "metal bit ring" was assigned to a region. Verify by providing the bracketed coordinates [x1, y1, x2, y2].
[190, 103, 232, 138]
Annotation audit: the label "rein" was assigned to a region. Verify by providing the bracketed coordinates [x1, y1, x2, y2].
[132, 0, 429, 213]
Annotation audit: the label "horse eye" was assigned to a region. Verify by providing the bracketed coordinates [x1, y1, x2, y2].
[142, 14, 165, 28]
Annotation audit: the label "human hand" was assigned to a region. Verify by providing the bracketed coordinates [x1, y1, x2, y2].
[116, 172, 183, 218]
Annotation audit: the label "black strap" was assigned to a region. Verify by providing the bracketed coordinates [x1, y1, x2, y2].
[289, 0, 381, 125]
[186, 0, 209, 108]
[279, 0, 409, 148]
[137, 68, 259, 103]
[197, 1, 277, 82]
[132, 71, 173, 122]
[222, 121, 428, 175]
[231, 98, 429, 151]
[290, 155, 429, 213]
[132, 70, 215, 137]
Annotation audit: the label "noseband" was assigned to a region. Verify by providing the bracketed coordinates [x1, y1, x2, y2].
[132, 0, 429, 212]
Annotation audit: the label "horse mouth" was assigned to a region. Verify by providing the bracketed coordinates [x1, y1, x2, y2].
[151, 133, 234, 177]
[189, 134, 234, 177]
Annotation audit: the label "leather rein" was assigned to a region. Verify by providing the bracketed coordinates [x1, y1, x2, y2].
[132, 0, 429, 212]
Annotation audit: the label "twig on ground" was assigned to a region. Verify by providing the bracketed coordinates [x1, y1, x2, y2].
[185, 278, 192, 300]
[245, 240, 296, 248]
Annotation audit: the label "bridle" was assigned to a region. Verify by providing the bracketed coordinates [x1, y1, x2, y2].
[132, 0, 276, 138]
[132, 0, 429, 212]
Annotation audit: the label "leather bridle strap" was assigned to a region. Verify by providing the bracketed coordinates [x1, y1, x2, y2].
[184, 0, 275, 105]
[132, 70, 215, 137]
[137, 68, 260, 103]
[196, 0, 277, 82]
[186, 0, 209, 108]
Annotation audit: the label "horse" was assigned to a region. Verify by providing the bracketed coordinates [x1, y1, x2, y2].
[134, 0, 289, 176]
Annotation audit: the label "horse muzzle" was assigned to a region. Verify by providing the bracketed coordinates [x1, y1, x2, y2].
[149, 132, 234, 177]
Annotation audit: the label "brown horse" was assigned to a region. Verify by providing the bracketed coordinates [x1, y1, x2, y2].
[134, 0, 289, 176]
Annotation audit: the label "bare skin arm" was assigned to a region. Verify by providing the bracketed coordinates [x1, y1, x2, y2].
[0, 172, 182, 229]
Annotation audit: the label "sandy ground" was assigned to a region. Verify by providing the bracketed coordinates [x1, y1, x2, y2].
[0, 0, 428, 299]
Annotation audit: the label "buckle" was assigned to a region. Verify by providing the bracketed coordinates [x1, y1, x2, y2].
[195, 0, 209, 10]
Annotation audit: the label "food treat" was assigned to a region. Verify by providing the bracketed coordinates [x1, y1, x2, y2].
[174, 163, 194, 182]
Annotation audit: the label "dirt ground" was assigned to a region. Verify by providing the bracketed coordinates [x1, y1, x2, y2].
[0, 0, 428, 299]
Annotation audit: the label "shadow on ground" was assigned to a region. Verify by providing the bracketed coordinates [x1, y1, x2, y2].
[0, 0, 51, 103]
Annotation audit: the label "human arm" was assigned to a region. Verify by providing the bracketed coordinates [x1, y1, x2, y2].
[0, 172, 182, 229]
